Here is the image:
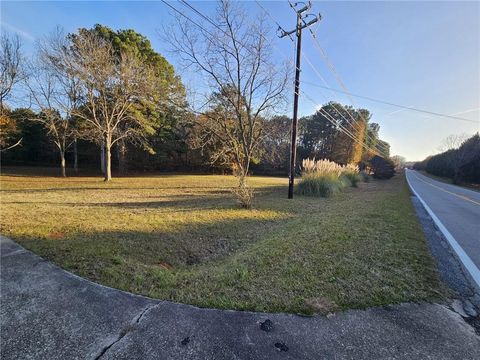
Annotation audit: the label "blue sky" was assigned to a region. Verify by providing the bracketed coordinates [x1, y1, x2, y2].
[1, 0, 479, 161]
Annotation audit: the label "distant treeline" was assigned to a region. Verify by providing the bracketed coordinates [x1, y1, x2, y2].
[1, 105, 392, 177]
[413, 133, 480, 184]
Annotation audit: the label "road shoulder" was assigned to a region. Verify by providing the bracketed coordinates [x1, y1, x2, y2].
[411, 194, 480, 332]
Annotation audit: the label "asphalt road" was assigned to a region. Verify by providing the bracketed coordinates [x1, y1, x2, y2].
[1, 236, 479, 359]
[406, 170, 480, 271]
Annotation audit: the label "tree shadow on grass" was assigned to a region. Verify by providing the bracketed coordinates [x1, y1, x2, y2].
[2, 193, 228, 210]
[1, 186, 233, 193]
[1, 166, 223, 178]
[3, 185, 288, 211]
[13, 209, 291, 273]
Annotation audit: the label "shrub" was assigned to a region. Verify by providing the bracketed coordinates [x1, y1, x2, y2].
[369, 156, 395, 179]
[232, 184, 254, 209]
[296, 172, 344, 197]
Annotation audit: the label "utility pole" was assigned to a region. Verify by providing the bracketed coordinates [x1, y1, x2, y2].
[281, 1, 321, 199]
[73, 137, 78, 175]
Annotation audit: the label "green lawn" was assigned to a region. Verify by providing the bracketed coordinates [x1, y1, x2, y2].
[0, 168, 446, 314]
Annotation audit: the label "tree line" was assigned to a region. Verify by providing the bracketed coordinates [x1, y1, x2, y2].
[413, 133, 480, 184]
[1, 1, 393, 184]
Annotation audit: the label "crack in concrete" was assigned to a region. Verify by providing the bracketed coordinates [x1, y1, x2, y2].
[93, 303, 158, 360]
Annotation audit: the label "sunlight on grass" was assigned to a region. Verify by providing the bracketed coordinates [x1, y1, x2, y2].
[0, 170, 446, 314]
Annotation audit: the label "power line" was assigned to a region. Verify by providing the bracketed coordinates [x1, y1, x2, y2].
[177, 0, 270, 65]
[288, 2, 378, 136]
[288, 1, 428, 155]
[287, 4, 387, 157]
[168, 0, 388, 159]
[300, 90, 387, 158]
[290, 1, 478, 159]
[306, 23, 358, 110]
[300, 80, 479, 123]
[299, 9, 382, 134]
[160, 0, 216, 39]
[319, 109, 384, 158]
[284, 2, 389, 153]
[255, 1, 389, 156]
[254, 0, 291, 38]
[299, 52, 389, 155]
[298, 6, 478, 124]
[179, 0, 222, 33]
[301, 90, 384, 157]
[301, 91, 387, 158]
[301, 53, 391, 155]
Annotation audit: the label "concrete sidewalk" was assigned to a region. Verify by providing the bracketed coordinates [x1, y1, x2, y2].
[1, 236, 479, 360]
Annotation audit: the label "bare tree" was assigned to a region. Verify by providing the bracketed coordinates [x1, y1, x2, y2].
[391, 155, 406, 169]
[25, 29, 83, 176]
[167, 0, 289, 187]
[438, 133, 475, 184]
[438, 133, 469, 152]
[1, 33, 25, 109]
[68, 31, 157, 181]
[27, 59, 75, 177]
[0, 33, 25, 151]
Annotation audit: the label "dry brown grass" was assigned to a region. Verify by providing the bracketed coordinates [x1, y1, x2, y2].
[0, 167, 446, 313]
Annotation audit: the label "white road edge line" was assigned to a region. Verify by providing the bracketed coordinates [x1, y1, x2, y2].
[406, 169, 480, 289]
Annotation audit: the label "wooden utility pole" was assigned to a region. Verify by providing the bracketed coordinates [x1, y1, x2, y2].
[73, 138, 78, 175]
[281, 1, 320, 199]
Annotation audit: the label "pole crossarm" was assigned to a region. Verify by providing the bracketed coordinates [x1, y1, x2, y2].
[290, 1, 312, 14]
[280, 16, 320, 38]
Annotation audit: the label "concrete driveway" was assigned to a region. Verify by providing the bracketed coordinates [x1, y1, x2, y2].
[1, 236, 479, 360]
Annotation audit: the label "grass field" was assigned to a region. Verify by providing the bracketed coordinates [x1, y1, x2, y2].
[0, 167, 446, 314]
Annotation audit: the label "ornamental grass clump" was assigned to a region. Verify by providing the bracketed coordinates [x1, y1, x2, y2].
[301, 158, 344, 177]
[297, 159, 362, 197]
[341, 164, 362, 187]
[296, 172, 345, 197]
